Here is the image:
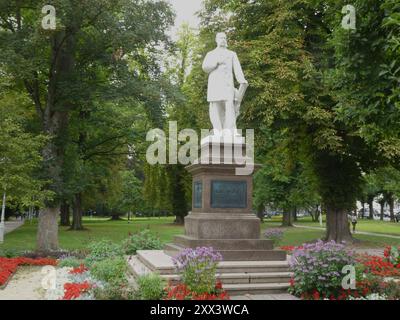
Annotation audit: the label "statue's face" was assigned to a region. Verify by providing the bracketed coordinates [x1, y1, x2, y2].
[216, 33, 227, 48]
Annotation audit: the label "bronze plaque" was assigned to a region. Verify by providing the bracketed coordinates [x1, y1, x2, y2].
[194, 181, 202, 208]
[211, 180, 247, 208]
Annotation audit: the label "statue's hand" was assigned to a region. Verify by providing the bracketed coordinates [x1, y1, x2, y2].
[217, 56, 226, 66]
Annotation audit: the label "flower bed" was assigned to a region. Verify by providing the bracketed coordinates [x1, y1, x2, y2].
[280, 245, 303, 253]
[44, 265, 100, 300]
[289, 243, 400, 300]
[63, 281, 92, 300]
[357, 255, 400, 277]
[170, 247, 229, 300]
[264, 228, 284, 246]
[0, 257, 57, 288]
[289, 240, 355, 299]
[164, 281, 229, 300]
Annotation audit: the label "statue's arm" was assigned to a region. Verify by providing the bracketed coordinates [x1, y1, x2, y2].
[202, 52, 218, 73]
[233, 53, 248, 84]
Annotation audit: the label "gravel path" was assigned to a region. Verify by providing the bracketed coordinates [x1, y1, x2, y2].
[4, 220, 24, 234]
[0, 266, 45, 300]
[293, 224, 400, 239]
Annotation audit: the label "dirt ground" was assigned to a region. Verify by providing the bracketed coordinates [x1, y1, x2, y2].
[0, 266, 46, 300]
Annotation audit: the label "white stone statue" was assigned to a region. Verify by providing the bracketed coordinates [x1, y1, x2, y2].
[202, 32, 248, 139]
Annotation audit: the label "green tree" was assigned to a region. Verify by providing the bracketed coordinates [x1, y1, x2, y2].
[0, 0, 174, 249]
[0, 90, 48, 239]
[196, 0, 400, 242]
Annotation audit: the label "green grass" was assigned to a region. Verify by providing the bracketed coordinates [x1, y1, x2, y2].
[293, 216, 400, 236]
[1, 216, 398, 252]
[261, 220, 400, 248]
[0, 217, 184, 251]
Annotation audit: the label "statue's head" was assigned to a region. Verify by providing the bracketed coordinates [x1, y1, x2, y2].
[216, 32, 227, 48]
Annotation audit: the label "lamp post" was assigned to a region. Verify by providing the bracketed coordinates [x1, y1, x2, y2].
[0, 191, 6, 243]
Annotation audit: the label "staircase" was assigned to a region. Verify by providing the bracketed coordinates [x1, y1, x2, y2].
[128, 250, 293, 295]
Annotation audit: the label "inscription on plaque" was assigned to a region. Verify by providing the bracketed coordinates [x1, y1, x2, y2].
[194, 181, 202, 208]
[211, 180, 247, 208]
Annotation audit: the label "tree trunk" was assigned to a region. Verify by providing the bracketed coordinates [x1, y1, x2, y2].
[292, 207, 297, 222]
[256, 204, 264, 223]
[379, 200, 385, 221]
[368, 197, 374, 220]
[325, 206, 353, 243]
[282, 209, 293, 227]
[175, 215, 184, 225]
[388, 194, 395, 222]
[168, 165, 187, 226]
[311, 205, 320, 222]
[37, 207, 59, 251]
[70, 193, 84, 230]
[36, 29, 77, 249]
[361, 202, 365, 219]
[60, 200, 70, 226]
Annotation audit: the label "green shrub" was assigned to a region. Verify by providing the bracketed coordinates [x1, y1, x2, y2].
[93, 283, 135, 300]
[0, 248, 25, 258]
[90, 257, 127, 286]
[382, 280, 400, 300]
[135, 273, 166, 300]
[289, 240, 355, 298]
[173, 247, 222, 295]
[85, 240, 124, 267]
[58, 257, 83, 268]
[121, 229, 163, 255]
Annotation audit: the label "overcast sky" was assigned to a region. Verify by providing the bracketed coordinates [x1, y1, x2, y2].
[167, 0, 203, 38]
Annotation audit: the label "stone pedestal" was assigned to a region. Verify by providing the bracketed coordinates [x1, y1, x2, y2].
[164, 137, 286, 261]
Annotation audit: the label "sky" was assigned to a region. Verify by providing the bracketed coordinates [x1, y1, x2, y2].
[167, 0, 203, 38]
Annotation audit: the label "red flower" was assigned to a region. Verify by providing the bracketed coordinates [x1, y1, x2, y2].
[62, 282, 91, 300]
[0, 257, 57, 287]
[312, 290, 320, 300]
[164, 282, 230, 301]
[69, 264, 88, 275]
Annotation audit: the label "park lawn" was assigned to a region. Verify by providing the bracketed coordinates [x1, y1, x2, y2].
[293, 216, 400, 236]
[261, 221, 400, 248]
[0, 217, 398, 252]
[0, 217, 184, 252]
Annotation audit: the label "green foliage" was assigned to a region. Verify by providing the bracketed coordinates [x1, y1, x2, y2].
[58, 257, 84, 268]
[135, 273, 166, 300]
[173, 247, 222, 295]
[121, 229, 163, 255]
[0, 94, 50, 207]
[0, 248, 25, 258]
[84, 240, 124, 267]
[381, 281, 400, 300]
[90, 257, 127, 286]
[0, 0, 175, 247]
[194, 0, 400, 241]
[289, 241, 355, 298]
[93, 283, 135, 300]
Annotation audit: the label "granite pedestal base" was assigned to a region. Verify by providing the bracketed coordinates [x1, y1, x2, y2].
[164, 139, 286, 261]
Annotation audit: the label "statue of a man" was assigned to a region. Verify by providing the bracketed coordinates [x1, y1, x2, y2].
[202, 32, 248, 137]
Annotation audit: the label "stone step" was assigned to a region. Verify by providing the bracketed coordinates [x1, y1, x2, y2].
[128, 258, 292, 286]
[129, 252, 292, 296]
[219, 272, 293, 284]
[173, 235, 274, 250]
[223, 283, 290, 295]
[136, 250, 290, 275]
[164, 243, 287, 262]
